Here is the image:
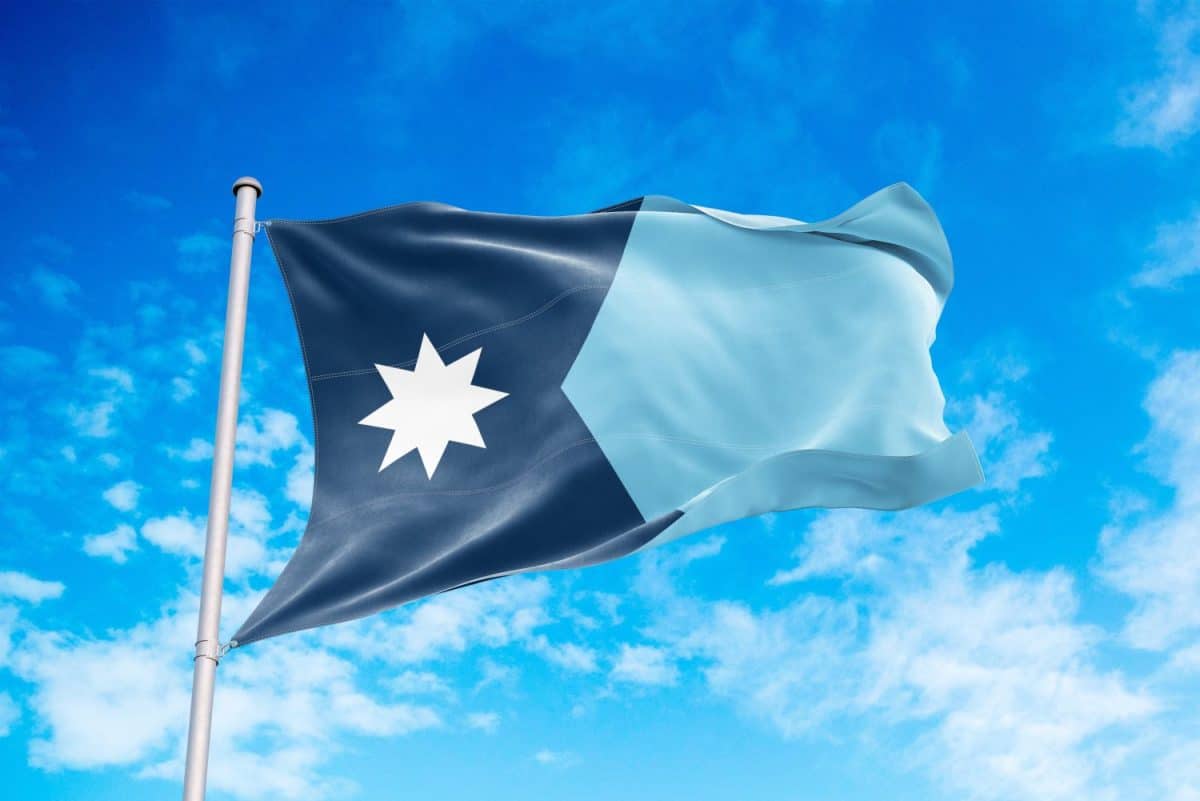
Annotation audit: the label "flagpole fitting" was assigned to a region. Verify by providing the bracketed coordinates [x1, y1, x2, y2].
[232, 178, 261, 240]
[231, 176, 263, 197]
[233, 217, 256, 239]
[194, 639, 222, 665]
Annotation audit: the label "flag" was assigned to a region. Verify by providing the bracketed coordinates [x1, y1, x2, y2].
[232, 183, 982, 646]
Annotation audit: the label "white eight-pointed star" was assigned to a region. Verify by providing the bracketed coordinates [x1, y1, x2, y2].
[358, 334, 508, 478]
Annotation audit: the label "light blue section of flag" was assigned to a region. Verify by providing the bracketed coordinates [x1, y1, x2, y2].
[562, 184, 983, 545]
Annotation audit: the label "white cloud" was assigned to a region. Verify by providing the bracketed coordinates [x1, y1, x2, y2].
[102, 480, 141, 512]
[171, 376, 195, 402]
[465, 711, 499, 733]
[579, 591, 623, 625]
[14, 623, 190, 768]
[1166, 642, 1200, 675]
[140, 512, 267, 579]
[146, 744, 351, 800]
[230, 488, 271, 537]
[174, 437, 213, 462]
[9, 593, 439, 799]
[872, 119, 942, 193]
[1133, 210, 1200, 289]
[1098, 350, 1200, 650]
[0, 571, 64, 604]
[644, 504, 1161, 800]
[533, 748, 578, 766]
[0, 345, 57, 376]
[1115, 5, 1200, 149]
[89, 366, 134, 393]
[184, 340, 207, 365]
[610, 644, 678, 686]
[28, 267, 80, 311]
[387, 670, 453, 697]
[63, 365, 137, 439]
[319, 576, 552, 664]
[176, 232, 227, 273]
[860, 564, 1155, 801]
[953, 390, 1052, 492]
[83, 524, 138, 564]
[285, 447, 314, 508]
[125, 190, 172, 211]
[473, 658, 517, 691]
[137, 303, 166, 327]
[1156, 740, 1200, 801]
[660, 592, 862, 737]
[67, 400, 116, 438]
[236, 409, 305, 467]
[140, 514, 204, 556]
[769, 506, 997, 588]
[0, 691, 19, 736]
[528, 637, 599, 673]
[0, 606, 15, 666]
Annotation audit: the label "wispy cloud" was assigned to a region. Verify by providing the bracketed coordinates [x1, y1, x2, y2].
[610, 643, 678, 687]
[1098, 349, 1200, 651]
[0, 571, 64, 604]
[0, 691, 18, 736]
[533, 748, 578, 767]
[0, 562, 611, 798]
[236, 410, 305, 468]
[0, 346, 57, 376]
[317, 577, 552, 664]
[28, 267, 80, 312]
[102, 480, 141, 512]
[139, 498, 272, 580]
[465, 711, 500, 733]
[528, 637, 599, 674]
[124, 190, 172, 211]
[59, 362, 139, 440]
[175, 232, 227, 273]
[387, 670, 453, 698]
[948, 352, 1054, 494]
[82, 524, 138, 564]
[8, 591, 439, 799]
[873, 119, 943, 195]
[284, 447, 314, 508]
[643, 504, 1164, 800]
[90, 366, 134, 394]
[172, 437, 213, 462]
[954, 390, 1053, 492]
[1115, 3, 1200, 149]
[1132, 210, 1200, 289]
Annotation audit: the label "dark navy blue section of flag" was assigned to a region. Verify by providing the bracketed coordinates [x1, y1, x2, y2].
[233, 199, 675, 646]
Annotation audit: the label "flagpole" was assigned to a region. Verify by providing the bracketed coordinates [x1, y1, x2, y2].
[181, 177, 262, 801]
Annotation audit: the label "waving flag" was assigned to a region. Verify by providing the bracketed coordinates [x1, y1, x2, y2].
[232, 183, 982, 646]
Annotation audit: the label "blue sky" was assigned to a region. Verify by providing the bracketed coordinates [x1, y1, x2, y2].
[1, 1, 1199, 799]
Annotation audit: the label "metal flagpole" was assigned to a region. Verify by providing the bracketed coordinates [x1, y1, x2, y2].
[181, 176, 262, 801]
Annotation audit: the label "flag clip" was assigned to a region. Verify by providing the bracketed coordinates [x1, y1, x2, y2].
[194, 639, 222, 664]
[233, 216, 256, 239]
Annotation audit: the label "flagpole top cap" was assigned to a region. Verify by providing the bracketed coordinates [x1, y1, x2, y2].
[232, 177, 263, 197]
